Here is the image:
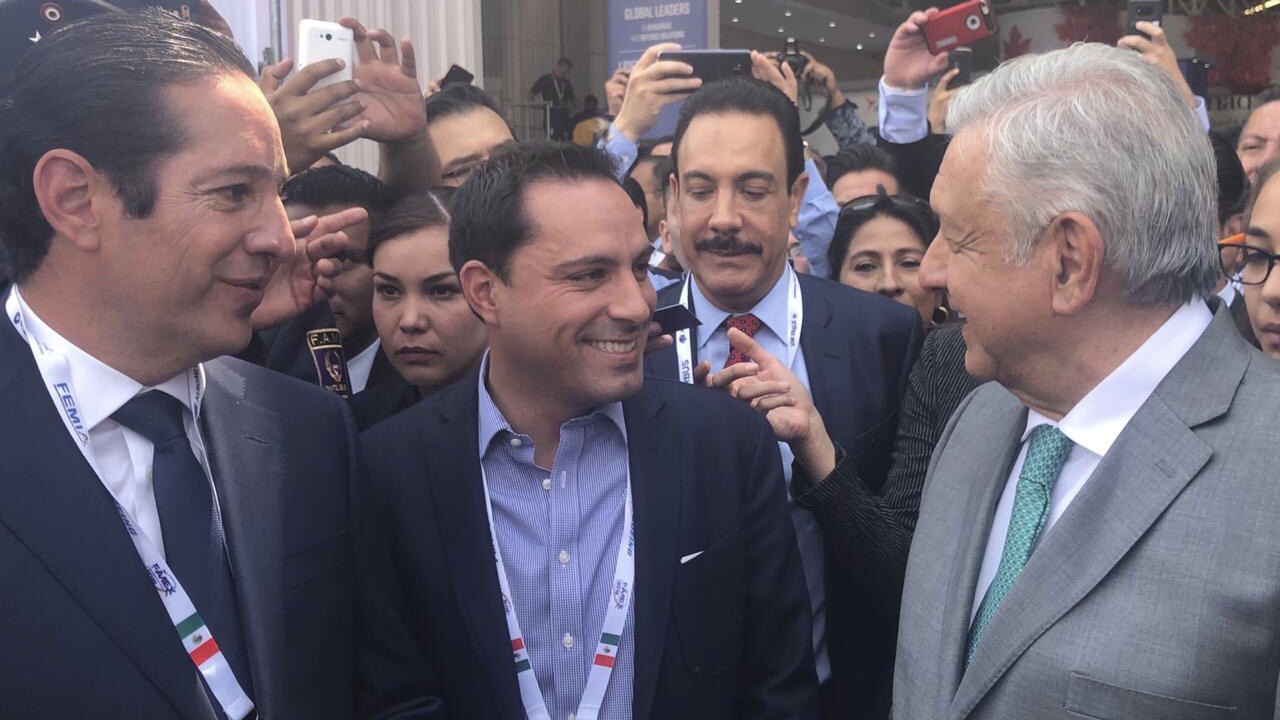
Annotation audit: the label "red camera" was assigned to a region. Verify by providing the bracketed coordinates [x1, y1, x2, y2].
[922, 0, 997, 55]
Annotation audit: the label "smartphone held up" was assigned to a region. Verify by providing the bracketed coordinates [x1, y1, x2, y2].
[921, 0, 997, 55]
[297, 19, 354, 89]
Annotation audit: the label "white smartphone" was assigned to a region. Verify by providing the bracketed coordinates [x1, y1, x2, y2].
[297, 19, 354, 90]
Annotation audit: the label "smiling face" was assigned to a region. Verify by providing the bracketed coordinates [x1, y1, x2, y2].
[371, 225, 488, 393]
[1243, 172, 1280, 359]
[674, 111, 805, 313]
[483, 178, 656, 414]
[922, 130, 1054, 381]
[98, 74, 292, 365]
[838, 214, 938, 324]
[430, 107, 515, 187]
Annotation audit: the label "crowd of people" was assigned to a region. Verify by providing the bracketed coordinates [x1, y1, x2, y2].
[4, 1, 1280, 719]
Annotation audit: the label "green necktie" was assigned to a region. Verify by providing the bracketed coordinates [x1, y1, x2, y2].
[965, 424, 1074, 668]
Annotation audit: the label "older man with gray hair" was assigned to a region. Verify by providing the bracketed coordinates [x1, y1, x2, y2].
[894, 42, 1280, 720]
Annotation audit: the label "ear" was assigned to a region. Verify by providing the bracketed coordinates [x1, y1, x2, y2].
[658, 218, 673, 255]
[1045, 211, 1104, 315]
[458, 259, 502, 326]
[32, 149, 113, 253]
[788, 170, 810, 230]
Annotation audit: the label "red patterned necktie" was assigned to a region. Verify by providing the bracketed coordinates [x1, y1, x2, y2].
[723, 313, 764, 368]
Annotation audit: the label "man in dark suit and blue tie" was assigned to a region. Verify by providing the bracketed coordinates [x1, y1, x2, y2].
[644, 76, 922, 717]
[0, 10, 439, 718]
[362, 140, 819, 719]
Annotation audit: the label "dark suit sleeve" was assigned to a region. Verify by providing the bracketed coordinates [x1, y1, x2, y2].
[877, 132, 948, 201]
[346, 406, 446, 719]
[736, 415, 821, 720]
[792, 325, 974, 619]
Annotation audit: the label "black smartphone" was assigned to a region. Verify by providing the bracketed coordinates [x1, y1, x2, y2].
[653, 304, 701, 335]
[1126, 0, 1163, 40]
[947, 48, 973, 88]
[656, 50, 751, 84]
[441, 64, 475, 87]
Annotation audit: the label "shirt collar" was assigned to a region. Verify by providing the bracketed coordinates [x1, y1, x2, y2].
[11, 285, 202, 430]
[688, 263, 793, 352]
[475, 351, 627, 456]
[1021, 301, 1214, 458]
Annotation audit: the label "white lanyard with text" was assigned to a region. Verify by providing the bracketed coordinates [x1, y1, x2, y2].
[5, 287, 255, 720]
[478, 459, 635, 720]
[673, 265, 804, 384]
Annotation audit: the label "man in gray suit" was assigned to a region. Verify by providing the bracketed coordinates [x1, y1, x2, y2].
[895, 41, 1280, 720]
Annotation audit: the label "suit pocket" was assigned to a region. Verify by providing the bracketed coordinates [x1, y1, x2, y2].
[283, 529, 348, 590]
[1064, 672, 1236, 720]
[672, 527, 745, 679]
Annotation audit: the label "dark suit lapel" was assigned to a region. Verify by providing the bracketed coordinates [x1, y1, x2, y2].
[199, 359, 285, 716]
[797, 278, 855, 435]
[0, 321, 215, 719]
[424, 377, 525, 718]
[949, 307, 1241, 720]
[625, 387, 682, 720]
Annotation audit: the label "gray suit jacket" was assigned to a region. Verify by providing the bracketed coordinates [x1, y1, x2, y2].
[894, 303, 1280, 720]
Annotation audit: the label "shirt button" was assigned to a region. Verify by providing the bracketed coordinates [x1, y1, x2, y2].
[542, 478, 552, 491]
[562, 633, 574, 649]
[509, 437, 522, 448]
[559, 550, 570, 565]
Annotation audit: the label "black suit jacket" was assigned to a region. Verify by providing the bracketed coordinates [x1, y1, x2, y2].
[645, 273, 923, 718]
[258, 303, 399, 391]
[361, 372, 820, 720]
[0, 316, 440, 719]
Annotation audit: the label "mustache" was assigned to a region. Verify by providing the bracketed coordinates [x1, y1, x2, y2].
[694, 234, 763, 255]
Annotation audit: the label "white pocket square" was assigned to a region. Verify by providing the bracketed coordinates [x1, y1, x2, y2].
[680, 550, 704, 564]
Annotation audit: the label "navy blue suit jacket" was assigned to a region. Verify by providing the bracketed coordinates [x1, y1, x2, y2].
[361, 371, 820, 720]
[646, 273, 923, 717]
[0, 312, 440, 719]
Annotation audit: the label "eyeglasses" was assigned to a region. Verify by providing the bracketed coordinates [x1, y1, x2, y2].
[839, 187, 935, 217]
[1218, 236, 1280, 286]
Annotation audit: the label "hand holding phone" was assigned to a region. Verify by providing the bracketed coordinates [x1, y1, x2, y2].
[947, 48, 973, 88]
[921, 0, 997, 55]
[1125, 0, 1164, 40]
[297, 19, 354, 90]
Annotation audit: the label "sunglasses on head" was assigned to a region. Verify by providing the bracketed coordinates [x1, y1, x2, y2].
[838, 185, 934, 217]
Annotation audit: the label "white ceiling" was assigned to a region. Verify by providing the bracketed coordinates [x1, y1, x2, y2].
[720, 0, 894, 54]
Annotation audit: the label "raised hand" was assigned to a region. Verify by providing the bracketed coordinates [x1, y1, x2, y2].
[1118, 21, 1197, 107]
[252, 207, 369, 330]
[260, 57, 367, 173]
[883, 8, 950, 90]
[613, 43, 702, 142]
[339, 18, 427, 144]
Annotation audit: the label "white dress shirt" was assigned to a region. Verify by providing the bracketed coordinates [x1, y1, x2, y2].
[12, 286, 213, 558]
[347, 338, 381, 394]
[970, 301, 1214, 623]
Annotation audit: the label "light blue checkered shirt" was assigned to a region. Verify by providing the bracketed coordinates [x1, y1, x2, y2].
[477, 357, 635, 720]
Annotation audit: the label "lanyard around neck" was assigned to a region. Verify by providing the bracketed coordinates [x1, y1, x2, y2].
[673, 266, 804, 383]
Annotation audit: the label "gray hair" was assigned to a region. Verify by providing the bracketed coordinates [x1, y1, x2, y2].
[946, 43, 1218, 306]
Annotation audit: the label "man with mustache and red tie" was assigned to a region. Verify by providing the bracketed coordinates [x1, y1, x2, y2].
[644, 72, 922, 719]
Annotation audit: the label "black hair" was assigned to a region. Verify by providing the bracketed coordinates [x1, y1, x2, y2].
[622, 176, 648, 231]
[557, 57, 574, 68]
[367, 192, 452, 265]
[426, 84, 516, 137]
[655, 155, 676, 202]
[583, 94, 599, 107]
[672, 77, 804, 191]
[1210, 131, 1248, 227]
[0, 7, 255, 282]
[826, 145, 901, 190]
[282, 165, 393, 217]
[826, 192, 940, 282]
[449, 140, 620, 282]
